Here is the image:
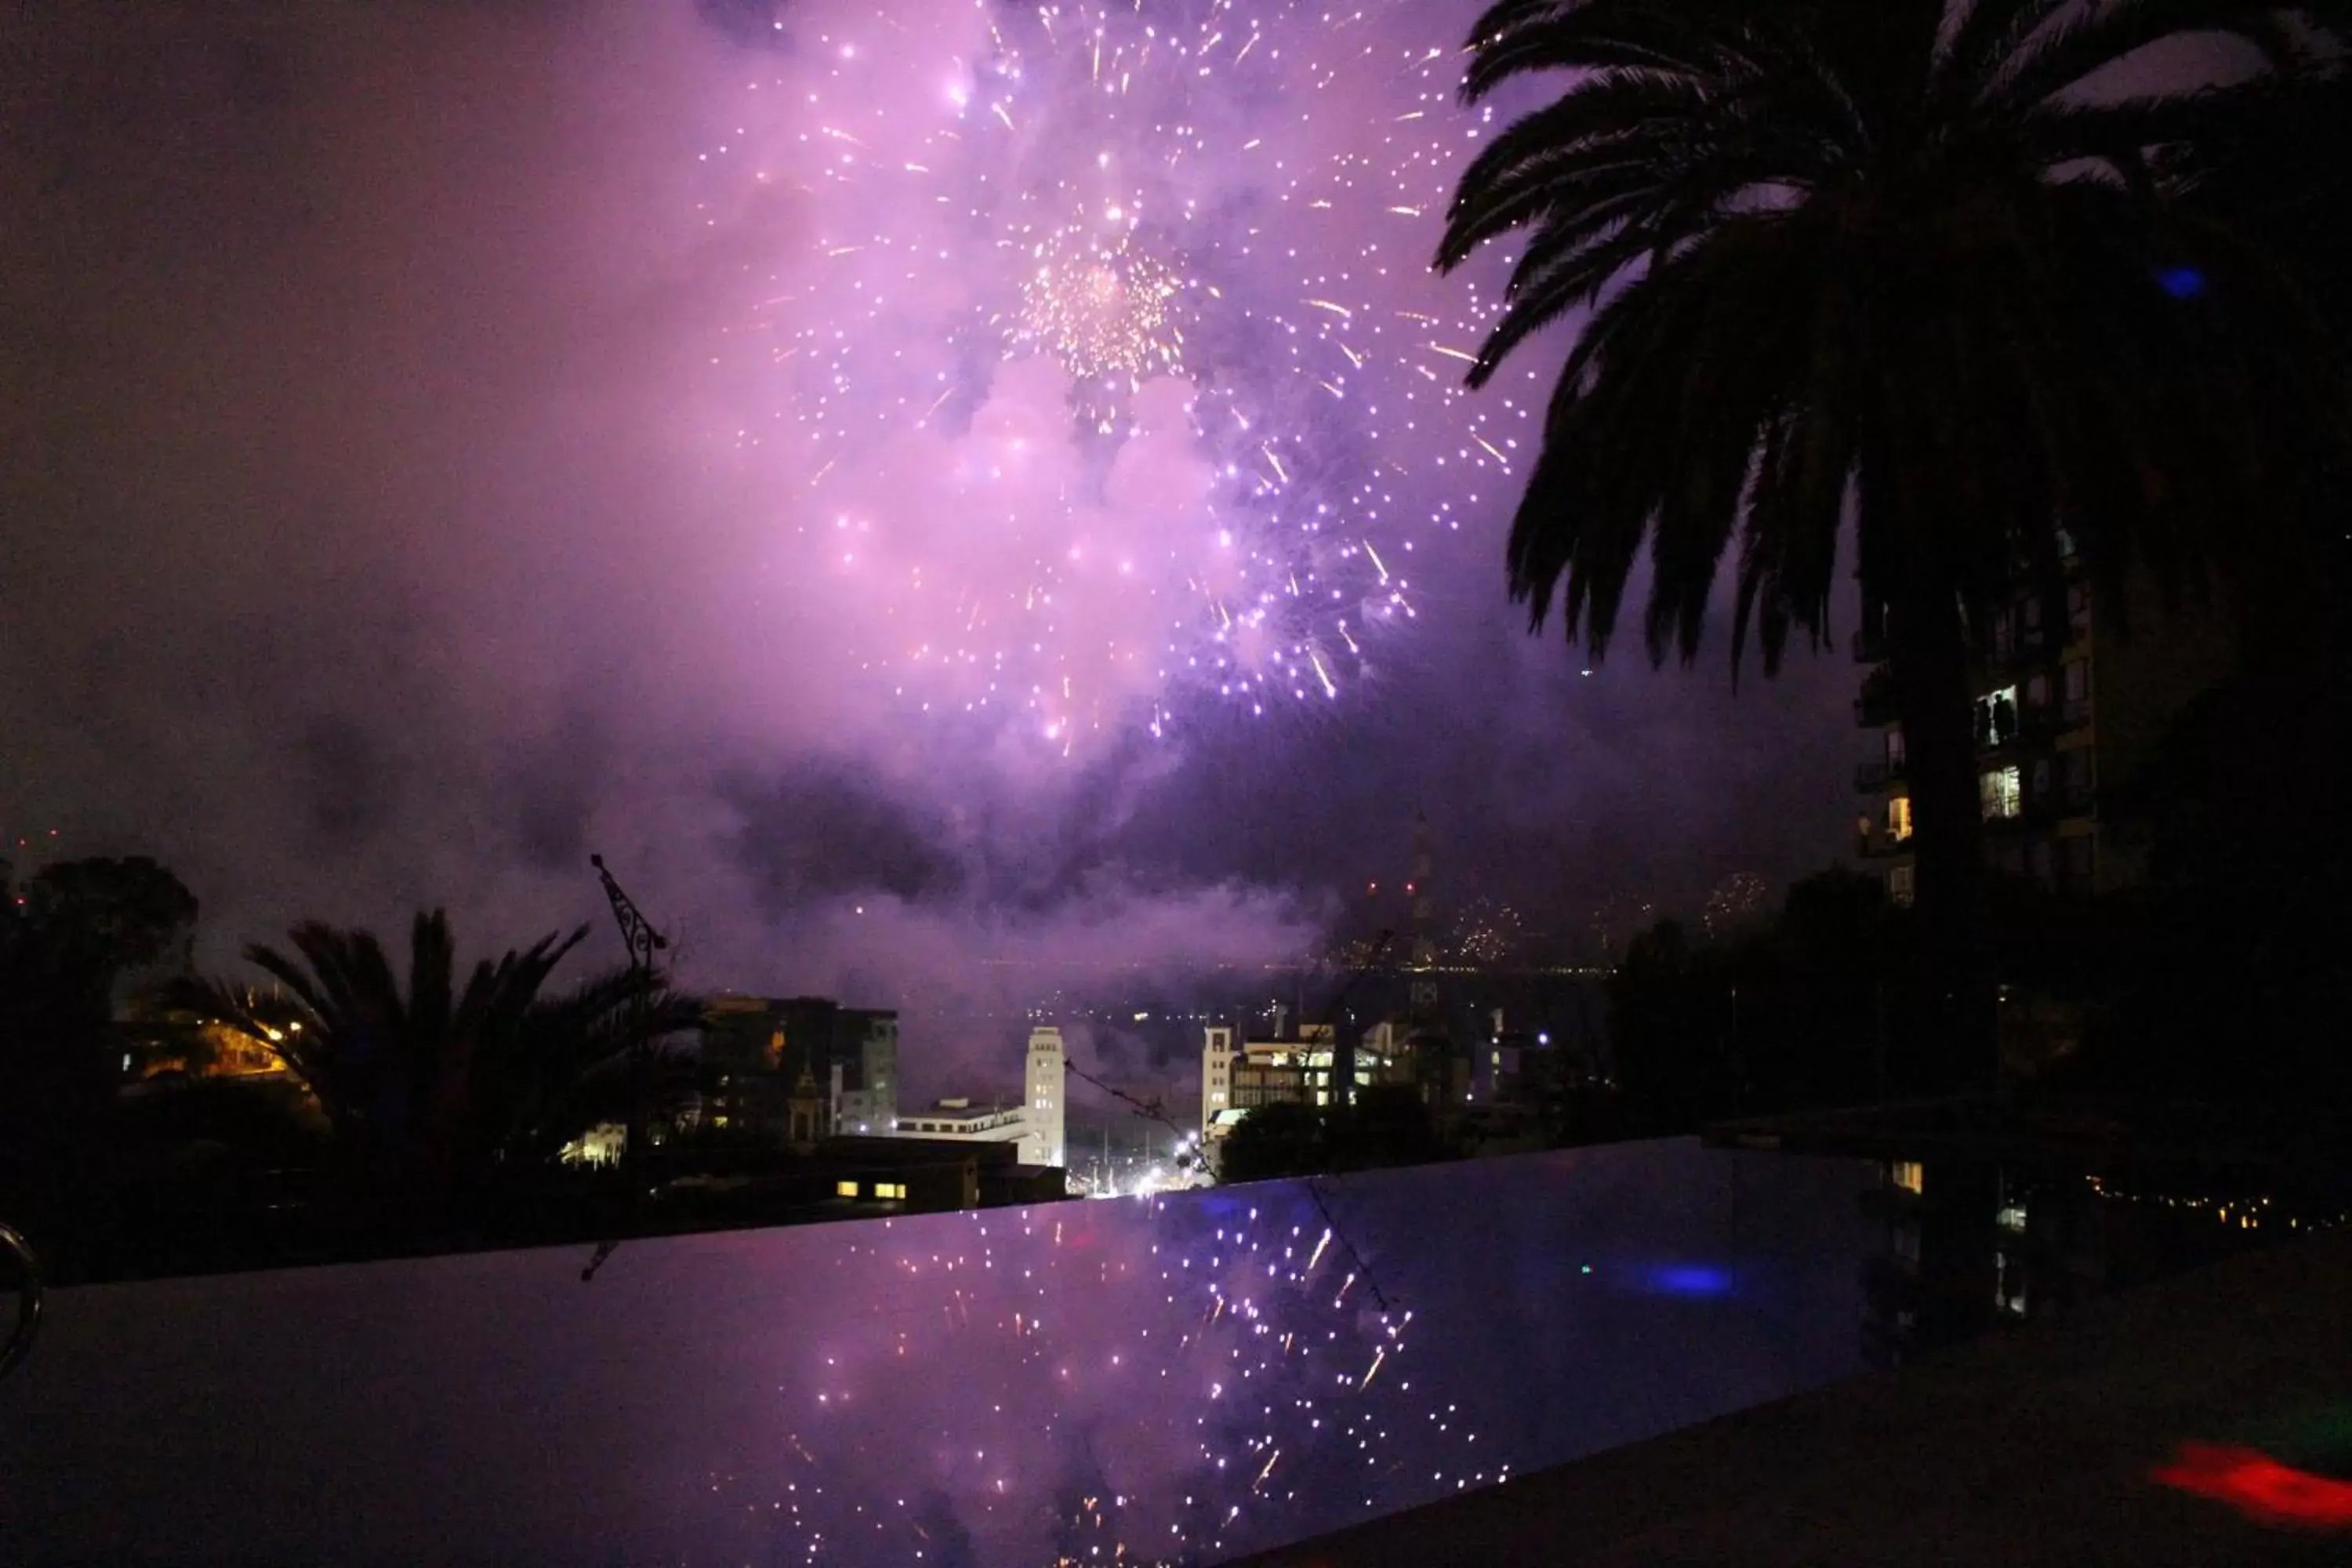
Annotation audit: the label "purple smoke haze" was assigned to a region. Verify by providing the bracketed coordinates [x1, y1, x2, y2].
[0, 0, 1857, 1096]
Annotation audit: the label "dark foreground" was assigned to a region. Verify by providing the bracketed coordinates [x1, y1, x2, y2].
[1238, 1221, 2352, 1566]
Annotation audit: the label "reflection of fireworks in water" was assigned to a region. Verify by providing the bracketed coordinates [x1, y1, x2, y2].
[709, 1196, 1500, 1564]
[698, 0, 1533, 753]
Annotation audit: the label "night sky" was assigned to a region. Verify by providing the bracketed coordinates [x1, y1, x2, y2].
[0, 0, 1857, 1092]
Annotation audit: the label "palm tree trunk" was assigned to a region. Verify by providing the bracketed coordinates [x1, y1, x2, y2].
[1886, 577, 1995, 1098]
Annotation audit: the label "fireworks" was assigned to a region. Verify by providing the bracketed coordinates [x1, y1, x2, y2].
[695, 0, 1534, 757]
[704, 1190, 1494, 1564]
[1701, 873, 1770, 942]
[1018, 220, 1185, 390]
[1445, 898, 1524, 968]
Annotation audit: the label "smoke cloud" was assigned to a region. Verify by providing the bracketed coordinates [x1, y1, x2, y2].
[0, 0, 1853, 1100]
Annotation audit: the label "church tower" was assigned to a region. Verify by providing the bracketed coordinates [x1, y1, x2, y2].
[1023, 1025, 1066, 1168]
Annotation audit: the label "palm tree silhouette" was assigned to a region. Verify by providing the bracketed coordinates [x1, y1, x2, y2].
[172, 910, 700, 1188]
[1438, 0, 2347, 1084]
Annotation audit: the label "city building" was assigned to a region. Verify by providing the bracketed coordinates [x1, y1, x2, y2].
[699, 993, 899, 1143]
[1201, 1024, 1236, 1136]
[887, 1026, 1068, 1171]
[1024, 1025, 1066, 1169]
[894, 1097, 1027, 1144]
[1853, 550, 2232, 903]
[560, 1123, 628, 1167]
[1479, 1009, 1601, 1109]
[651, 1134, 1065, 1223]
[1198, 1022, 1408, 1149]
[818, 1135, 1065, 1210]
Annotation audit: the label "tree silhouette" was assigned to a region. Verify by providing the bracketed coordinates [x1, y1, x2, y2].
[1438, 0, 2349, 1087]
[170, 909, 700, 1190]
[2, 857, 202, 1268]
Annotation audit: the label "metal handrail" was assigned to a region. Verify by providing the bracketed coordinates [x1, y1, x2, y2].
[1, 1222, 41, 1381]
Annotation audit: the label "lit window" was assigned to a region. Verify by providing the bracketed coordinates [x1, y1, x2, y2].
[836, 1181, 859, 1198]
[1975, 686, 2019, 747]
[876, 1182, 906, 1200]
[1892, 1160, 1925, 1195]
[1997, 1204, 2028, 1233]
[1980, 767, 2022, 820]
[1886, 796, 1913, 841]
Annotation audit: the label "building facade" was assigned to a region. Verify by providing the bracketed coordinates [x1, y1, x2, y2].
[831, 1009, 899, 1136]
[699, 994, 900, 1144]
[1023, 1026, 1066, 1169]
[895, 1098, 1028, 1144]
[1853, 551, 2231, 903]
[1201, 1024, 1237, 1138]
[885, 1027, 1067, 1171]
[1197, 1022, 1407, 1149]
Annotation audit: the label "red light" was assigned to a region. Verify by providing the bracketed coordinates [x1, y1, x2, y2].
[2154, 1443, 2352, 1531]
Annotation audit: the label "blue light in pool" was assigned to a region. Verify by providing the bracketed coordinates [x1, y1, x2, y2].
[2157, 264, 2207, 300]
[1646, 1263, 1736, 1298]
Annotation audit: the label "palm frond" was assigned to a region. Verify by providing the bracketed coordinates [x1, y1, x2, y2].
[1461, 1, 1759, 103]
[175, 912, 638, 1179]
[1934, 0, 2072, 102]
[1439, 71, 1727, 264]
[1987, 0, 2335, 117]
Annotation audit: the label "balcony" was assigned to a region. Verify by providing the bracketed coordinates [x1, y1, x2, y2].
[1980, 626, 2061, 677]
[1974, 719, 2025, 756]
[1852, 627, 1886, 665]
[1856, 760, 1906, 793]
[1858, 830, 1914, 860]
[2060, 696, 2092, 731]
[1853, 670, 1900, 729]
[2013, 702, 2061, 743]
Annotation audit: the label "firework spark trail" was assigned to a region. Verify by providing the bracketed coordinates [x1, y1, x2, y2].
[692, 0, 1536, 763]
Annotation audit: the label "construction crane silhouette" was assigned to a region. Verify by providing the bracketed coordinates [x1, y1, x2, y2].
[590, 854, 669, 1172]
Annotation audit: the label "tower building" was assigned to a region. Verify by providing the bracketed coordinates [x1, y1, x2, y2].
[1200, 1024, 1238, 1140]
[1022, 1025, 1066, 1169]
